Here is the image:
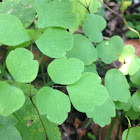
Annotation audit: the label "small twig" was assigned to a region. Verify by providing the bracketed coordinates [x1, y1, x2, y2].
[78, 1, 90, 13]
[98, 0, 122, 18]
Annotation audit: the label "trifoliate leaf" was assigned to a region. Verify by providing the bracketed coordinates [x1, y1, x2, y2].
[14, 97, 61, 140]
[114, 97, 132, 111]
[0, 0, 36, 27]
[66, 34, 98, 65]
[0, 115, 22, 140]
[119, 45, 140, 75]
[131, 91, 140, 112]
[37, 86, 71, 124]
[6, 48, 39, 83]
[67, 72, 109, 112]
[105, 69, 131, 103]
[35, 28, 73, 58]
[84, 63, 98, 75]
[125, 107, 140, 120]
[0, 14, 30, 46]
[122, 127, 140, 140]
[48, 57, 84, 85]
[130, 69, 140, 85]
[86, 98, 116, 127]
[83, 13, 106, 43]
[96, 36, 124, 64]
[0, 81, 25, 116]
[34, 0, 77, 29]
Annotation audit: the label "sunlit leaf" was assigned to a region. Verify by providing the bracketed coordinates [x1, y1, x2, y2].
[6, 48, 39, 83]
[119, 45, 140, 75]
[48, 57, 84, 85]
[67, 72, 109, 112]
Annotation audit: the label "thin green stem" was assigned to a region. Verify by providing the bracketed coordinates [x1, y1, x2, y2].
[29, 84, 48, 140]
[85, 118, 92, 128]
[125, 116, 131, 140]
[106, 110, 119, 140]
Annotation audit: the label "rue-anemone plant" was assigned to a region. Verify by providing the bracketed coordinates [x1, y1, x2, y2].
[0, 0, 140, 140]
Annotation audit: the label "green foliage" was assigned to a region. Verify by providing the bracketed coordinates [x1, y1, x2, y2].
[96, 36, 124, 64]
[66, 34, 98, 65]
[86, 98, 116, 127]
[0, 115, 22, 140]
[0, 14, 30, 46]
[0, 81, 25, 116]
[67, 72, 109, 112]
[14, 97, 61, 140]
[0, 0, 140, 139]
[0, 0, 36, 27]
[105, 69, 131, 103]
[36, 28, 73, 58]
[119, 45, 140, 75]
[122, 127, 140, 140]
[48, 57, 84, 85]
[37, 86, 71, 124]
[6, 48, 39, 83]
[83, 13, 106, 43]
[34, 0, 77, 29]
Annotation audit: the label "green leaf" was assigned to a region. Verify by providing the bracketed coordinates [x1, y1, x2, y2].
[34, 0, 77, 29]
[48, 57, 84, 85]
[0, 115, 22, 140]
[0, 14, 30, 46]
[37, 86, 71, 124]
[105, 69, 131, 103]
[130, 69, 140, 85]
[83, 13, 106, 43]
[96, 36, 124, 64]
[10, 81, 38, 96]
[14, 97, 61, 140]
[67, 72, 109, 112]
[0, 0, 36, 27]
[122, 127, 140, 140]
[35, 28, 73, 58]
[114, 97, 132, 111]
[84, 63, 98, 75]
[69, 0, 103, 32]
[66, 34, 98, 65]
[6, 48, 39, 83]
[119, 45, 140, 75]
[86, 98, 116, 127]
[0, 81, 25, 116]
[131, 91, 140, 112]
[125, 107, 140, 120]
